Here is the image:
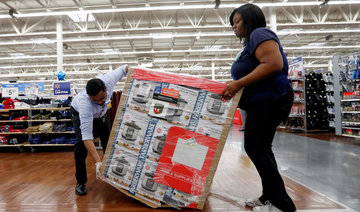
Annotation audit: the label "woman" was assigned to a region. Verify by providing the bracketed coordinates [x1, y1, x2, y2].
[221, 4, 296, 212]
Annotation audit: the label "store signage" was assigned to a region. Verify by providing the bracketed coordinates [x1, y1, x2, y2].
[1, 84, 19, 98]
[28, 84, 39, 96]
[18, 83, 45, 95]
[289, 56, 304, 76]
[53, 82, 71, 95]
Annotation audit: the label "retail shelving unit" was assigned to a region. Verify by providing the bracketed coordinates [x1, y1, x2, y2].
[333, 52, 360, 138]
[0, 107, 75, 151]
[280, 57, 307, 132]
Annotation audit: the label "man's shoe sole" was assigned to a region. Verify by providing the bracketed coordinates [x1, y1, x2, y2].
[75, 190, 87, 195]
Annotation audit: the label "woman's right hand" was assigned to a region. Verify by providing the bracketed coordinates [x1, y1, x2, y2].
[221, 80, 243, 102]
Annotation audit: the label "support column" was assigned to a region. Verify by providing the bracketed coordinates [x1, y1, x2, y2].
[328, 59, 333, 72]
[57, 16, 63, 72]
[332, 56, 342, 135]
[269, 7, 277, 33]
[212, 62, 215, 80]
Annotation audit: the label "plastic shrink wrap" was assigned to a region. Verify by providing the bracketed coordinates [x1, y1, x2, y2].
[97, 67, 242, 209]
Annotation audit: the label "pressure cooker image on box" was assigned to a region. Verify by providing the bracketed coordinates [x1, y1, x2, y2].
[112, 156, 130, 177]
[132, 83, 153, 104]
[174, 97, 188, 116]
[121, 121, 141, 141]
[141, 172, 158, 192]
[152, 134, 167, 154]
[206, 93, 226, 115]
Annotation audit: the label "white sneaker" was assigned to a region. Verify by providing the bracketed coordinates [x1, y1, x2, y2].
[253, 201, 283, 212]
[245, 198, 264, 207]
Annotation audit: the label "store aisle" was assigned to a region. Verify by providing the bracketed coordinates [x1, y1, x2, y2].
[274, 132, 360, 212]
[227, 125, 360, 212]
[0, 125, 358, 211]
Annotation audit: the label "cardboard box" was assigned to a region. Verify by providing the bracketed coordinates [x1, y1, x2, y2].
[98, 67, 242, 209]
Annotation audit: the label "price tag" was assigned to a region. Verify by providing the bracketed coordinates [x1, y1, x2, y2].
[2, 86, 19, 98]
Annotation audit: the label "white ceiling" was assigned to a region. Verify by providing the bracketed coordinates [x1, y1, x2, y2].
[0, 0, 359, 93]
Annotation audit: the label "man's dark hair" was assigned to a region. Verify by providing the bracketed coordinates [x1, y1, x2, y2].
[86, 78, 105, 96]
[229, 4, 266, 43]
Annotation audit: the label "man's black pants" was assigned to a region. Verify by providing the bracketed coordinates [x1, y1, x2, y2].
[243, 93, 296, 212]
[70, 107, 110, 185]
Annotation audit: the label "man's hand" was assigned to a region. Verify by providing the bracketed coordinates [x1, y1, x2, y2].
[83, 140, 101, 163]
[96, 162, 102, 180]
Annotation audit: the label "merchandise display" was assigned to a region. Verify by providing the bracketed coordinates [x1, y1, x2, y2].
[305, 71, 334, 131]
[324, 73, 335, 128]
[0, 98, 75, 148]
[333, 53, 360, 137]
[97, 67, 242, 209]
[280, 57, 306, 131]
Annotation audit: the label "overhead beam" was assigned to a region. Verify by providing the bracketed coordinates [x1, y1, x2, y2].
[1, 20, 360, 38]
[2, 1, 360, 20]
[1, 28, 360, 46]
[0, 0, 17, 11]
[34, 0, 46, 8]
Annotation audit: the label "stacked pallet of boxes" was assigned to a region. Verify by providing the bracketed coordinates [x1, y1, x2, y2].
[98, 67, 242, 209]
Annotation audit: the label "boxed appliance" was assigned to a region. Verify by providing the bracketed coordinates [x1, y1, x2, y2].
[98, 67, 242, 209]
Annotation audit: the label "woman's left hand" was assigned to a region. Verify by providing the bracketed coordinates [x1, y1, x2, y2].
[221, 80, 242, 102]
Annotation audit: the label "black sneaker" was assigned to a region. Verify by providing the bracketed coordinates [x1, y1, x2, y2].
[75, 183, 87, 195]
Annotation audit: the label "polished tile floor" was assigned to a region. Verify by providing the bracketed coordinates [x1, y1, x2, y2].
[1, 124, 359, 211]
[228, 125, 360, 212]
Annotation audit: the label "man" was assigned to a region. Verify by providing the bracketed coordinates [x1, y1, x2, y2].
[70, 65, 128, 195]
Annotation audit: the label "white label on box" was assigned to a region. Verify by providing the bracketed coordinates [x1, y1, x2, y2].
[172, 137, 208, 170]
[138, 83, 151, 97]
[149, 99, 169, 119]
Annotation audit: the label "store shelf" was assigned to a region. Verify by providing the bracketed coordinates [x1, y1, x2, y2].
[0, 144, 23, 147]
[342, 111, 360, 114]
[341, 99, 360, 102]
[28, 131, 75, 135]
[0, 131, 74, 135]
[294, 100, 305, 103]
[289, 77, 305, 81]
[0, 106, 74, 152]
[0, 119, 71, 123]
[342, 121, 360, 125]
[23, 143, 74, 147]
[0, 143, 74, 148]
[0, 107, 70, 112]
[289, 114, 306, 118]
[0, 132, 26, 135]
[342, 134, 360, 139]
[293, 88, 305, 92]
[28, 119, 71, 122]
[342, 126, 360, 130]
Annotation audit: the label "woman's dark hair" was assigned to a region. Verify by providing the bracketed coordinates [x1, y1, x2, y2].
[229, 4, 266, 43]
[86, 78, 105, 96]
